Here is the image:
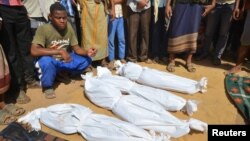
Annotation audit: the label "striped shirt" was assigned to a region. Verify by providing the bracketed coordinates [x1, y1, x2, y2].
[0, 0, 23, 6]
[60, 0, 74, 17]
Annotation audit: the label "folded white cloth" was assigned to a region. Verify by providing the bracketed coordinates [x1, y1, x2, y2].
[85, 78, 208, 138]
[96, 67, 198, 115]
[115, 61, 208, 94]
[18, 104, 166, 141]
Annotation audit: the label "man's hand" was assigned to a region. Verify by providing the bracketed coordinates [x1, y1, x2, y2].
[165, 5, 172, 19]
[110, 6, 116, 21]
[59, 49, 71, 62]
[136, 0, 148, 10]
[233, 8, 240, 20]
[87, 48, 97, 57]
[232, 8, 244, 20]
[202, 4, 215, 17]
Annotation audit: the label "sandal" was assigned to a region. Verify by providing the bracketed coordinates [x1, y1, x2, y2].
[44, 88, 56, 99]
[16, 90, 31, 104]
[186, 63, 196, 72]
[0, 110, 17, 125]
[166, 62, 175, 72]
[3, 104, 25, 116]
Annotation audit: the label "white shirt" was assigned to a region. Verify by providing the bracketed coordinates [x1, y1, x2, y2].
[216, 0, 235, 5]
[127, 0, 151, 12]
[115, 4, 123, 18]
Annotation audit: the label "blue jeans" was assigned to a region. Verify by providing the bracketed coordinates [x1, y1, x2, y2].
[108, 16, 126, 61]
[202, 3, 234, 59]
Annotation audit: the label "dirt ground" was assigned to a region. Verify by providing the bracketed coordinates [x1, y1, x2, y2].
[0, 56, 249, 141]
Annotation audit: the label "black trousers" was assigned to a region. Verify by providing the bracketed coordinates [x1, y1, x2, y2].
[150, 7, 168, 58]
[0, 5, 35, 93]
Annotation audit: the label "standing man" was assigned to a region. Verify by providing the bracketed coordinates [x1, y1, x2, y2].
[126, 0, 152, 63]
[196, 0, 236, 65]
[165, 0, 215, 72]
[0, 0, 39, 104]
[226, 0, 250, 74]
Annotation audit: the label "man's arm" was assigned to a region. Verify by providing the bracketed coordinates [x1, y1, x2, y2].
[233, 0, 245, 20]
[72, 45, 97, 57]
[202, 0, 216, 17]
[31, 43, 71, 62]
[165, 0, 172, 18]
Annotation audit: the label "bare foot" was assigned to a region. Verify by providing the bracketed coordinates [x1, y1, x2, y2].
[224, 66, 242, 75]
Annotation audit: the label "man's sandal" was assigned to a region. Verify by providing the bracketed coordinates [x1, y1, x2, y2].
[166, 62, 175, 72]
[3, 104, 25, 116]
[16, 91, 31, 104]
[0, 110, 17, 125]
[186, 63, 196, 72]
[44, 88, 56, 99]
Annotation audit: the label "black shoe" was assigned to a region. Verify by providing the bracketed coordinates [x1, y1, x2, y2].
[212, 58, 221, 65]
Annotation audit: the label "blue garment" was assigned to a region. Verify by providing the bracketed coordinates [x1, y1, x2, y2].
[168, 3, 202, 38]
[36, 53, 91, 88]
[60, 0, 74, 16]
[108, 15, 126, 61]
[168, 3, 202, 53]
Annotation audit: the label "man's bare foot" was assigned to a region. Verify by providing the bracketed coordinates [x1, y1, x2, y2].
[224, 66, 242, 75]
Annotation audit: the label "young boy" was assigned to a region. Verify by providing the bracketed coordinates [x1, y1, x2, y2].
[31, 2, 96, 99]
[107, 0, 126, 69]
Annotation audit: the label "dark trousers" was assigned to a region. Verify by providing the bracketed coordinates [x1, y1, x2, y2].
[150, 7, 168, 58]
[0, 5, 35, 92]
[202, 3, 234, 59]
[127, 7, 151, 62]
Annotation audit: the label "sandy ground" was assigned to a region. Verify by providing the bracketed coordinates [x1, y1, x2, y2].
[0, 57, 249, 141]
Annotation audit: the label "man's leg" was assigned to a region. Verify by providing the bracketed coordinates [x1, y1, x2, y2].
[15, 7, 38, 86]
[226, 10, 250, 74]
[116, 17, 126, 60]
[213, 4, 234, 65]
[226, 46, 250, 74]
[108, 16, 118, 61]
[36, 56, 57, 99]
[197, 7, 219, 60]
[127, 7, 140, 62]
[0, 6, 29, 103]
[139, 8, 151, 62]
[57, 53, 92, 73]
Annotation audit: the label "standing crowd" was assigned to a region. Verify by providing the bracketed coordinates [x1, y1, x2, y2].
[0, 0, 249, 125]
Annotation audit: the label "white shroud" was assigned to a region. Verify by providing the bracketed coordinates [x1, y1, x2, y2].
[85, 78, 208, 138]
[95, 67, 198, 115]
[115, 61, 208, 94]
[18, 104, 167, 141]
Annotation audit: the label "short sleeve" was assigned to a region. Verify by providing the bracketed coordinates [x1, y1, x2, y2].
[32, 26, 46, 47]
[67, 23, 78, 46]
